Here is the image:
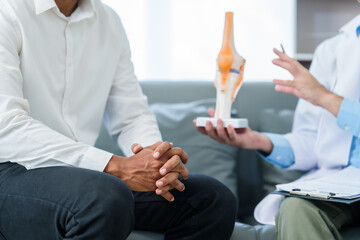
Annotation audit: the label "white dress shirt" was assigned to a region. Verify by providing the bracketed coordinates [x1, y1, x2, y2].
[0, 0, 162, 171]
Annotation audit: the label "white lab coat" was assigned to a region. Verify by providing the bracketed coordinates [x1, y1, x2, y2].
[254, 14, 360, 225]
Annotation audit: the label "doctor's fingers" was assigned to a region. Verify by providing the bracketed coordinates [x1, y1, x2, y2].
[273, 79, 298, 88]
[227, 125, 244, 145]
[205, 120, 222, 141]
[159, 155, 189, 179]
[272, 58, 301, 77]
[273, 49, 303, 74]
[274, 84, 297, 96]
[215, 119, 231, 144]
[193, 119, 208, 135]
[208, 108, 216, 117]
[273, 48, 295, 62]
[273, 79, 301, 95]
[207, 128, 226, 144]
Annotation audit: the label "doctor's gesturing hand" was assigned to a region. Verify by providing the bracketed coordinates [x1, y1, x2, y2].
[272, 48, 343, 117]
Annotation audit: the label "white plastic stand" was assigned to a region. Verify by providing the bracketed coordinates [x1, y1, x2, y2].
[196, 117, 248, 128]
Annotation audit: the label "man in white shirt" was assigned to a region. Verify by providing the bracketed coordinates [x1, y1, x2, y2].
[0, 0, 237, 239]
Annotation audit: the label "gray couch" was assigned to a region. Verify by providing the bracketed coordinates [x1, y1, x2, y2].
[95, 81, 360, 240]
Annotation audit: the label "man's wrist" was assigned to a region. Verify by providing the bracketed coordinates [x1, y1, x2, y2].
[104, 155, 128, 179]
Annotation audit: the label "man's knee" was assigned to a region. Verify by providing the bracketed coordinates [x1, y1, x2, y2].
[78, 173, 134, 218]
[185, 174, 237, 221]
[71, 172, 135, 238]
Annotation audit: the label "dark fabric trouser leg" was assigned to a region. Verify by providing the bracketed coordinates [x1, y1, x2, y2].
[0, 163, 237, 240]
[0, 162, 135, 240]
[133, 174, 238, 240]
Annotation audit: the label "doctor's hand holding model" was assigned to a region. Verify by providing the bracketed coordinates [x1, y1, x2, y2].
[196, 13, 360, 240]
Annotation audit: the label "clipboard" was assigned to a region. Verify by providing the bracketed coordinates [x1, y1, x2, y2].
[274, 166, 360, 204]
[271, 190, 360, 204]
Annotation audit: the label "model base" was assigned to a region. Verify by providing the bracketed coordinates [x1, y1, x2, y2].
[196, 117, 248, 128]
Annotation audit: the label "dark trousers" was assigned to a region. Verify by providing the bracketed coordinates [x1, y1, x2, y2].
[0, 162, 237, 240]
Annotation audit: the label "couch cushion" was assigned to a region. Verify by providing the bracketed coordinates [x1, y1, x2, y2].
[127, 222, 278, 240]
[230, 222, 277, 240]
[150, 99, 239, 195]
[259, 108, 306, 195]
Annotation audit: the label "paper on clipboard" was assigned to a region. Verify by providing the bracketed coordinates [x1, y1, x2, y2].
[275, 166, 360, 200]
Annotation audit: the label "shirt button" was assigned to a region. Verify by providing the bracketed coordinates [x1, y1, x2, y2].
[276, 156, 282, 161]
[345, 126, 350, 131]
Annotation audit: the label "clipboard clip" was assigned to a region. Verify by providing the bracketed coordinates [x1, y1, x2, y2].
[291, 188, 336, 199]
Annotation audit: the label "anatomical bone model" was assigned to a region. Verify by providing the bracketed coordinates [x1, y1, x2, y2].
[196, 12, 248, 128]
[215, 11, 246, 119]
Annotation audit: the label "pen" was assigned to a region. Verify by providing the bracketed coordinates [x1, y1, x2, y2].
[280, 43, 286, 54]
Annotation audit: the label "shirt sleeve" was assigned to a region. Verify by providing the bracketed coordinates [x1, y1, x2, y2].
[103, 15, 162, 157]
[337, 98, 360, 137]
[0, 7, 112, 171]
[257, 133, 295, 169]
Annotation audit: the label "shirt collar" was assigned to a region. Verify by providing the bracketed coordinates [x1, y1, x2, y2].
[34, 0, 57, 15]
[340, 14, 360, 38]
[70, 0, 97, 22]
[34, 0, 98, 20]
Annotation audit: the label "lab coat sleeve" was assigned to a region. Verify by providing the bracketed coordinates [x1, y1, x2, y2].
[337, 98, 360, 137]
[338, 99, 360, 168]
[103, 16, 162, 157]
[257, 133, 295, 168]
[0, 7, 113, 171]
[284, 40, 335, 171]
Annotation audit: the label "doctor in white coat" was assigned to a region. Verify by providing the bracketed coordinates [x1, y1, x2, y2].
[196, 13, 360, 240]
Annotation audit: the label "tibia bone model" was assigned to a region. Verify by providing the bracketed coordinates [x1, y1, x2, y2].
[215, 12, 246, 119]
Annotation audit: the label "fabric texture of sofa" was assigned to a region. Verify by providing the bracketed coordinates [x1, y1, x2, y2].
[95, 81, 360, 240]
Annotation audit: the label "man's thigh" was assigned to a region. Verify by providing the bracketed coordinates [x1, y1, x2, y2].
[0, 162, 134, 240]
